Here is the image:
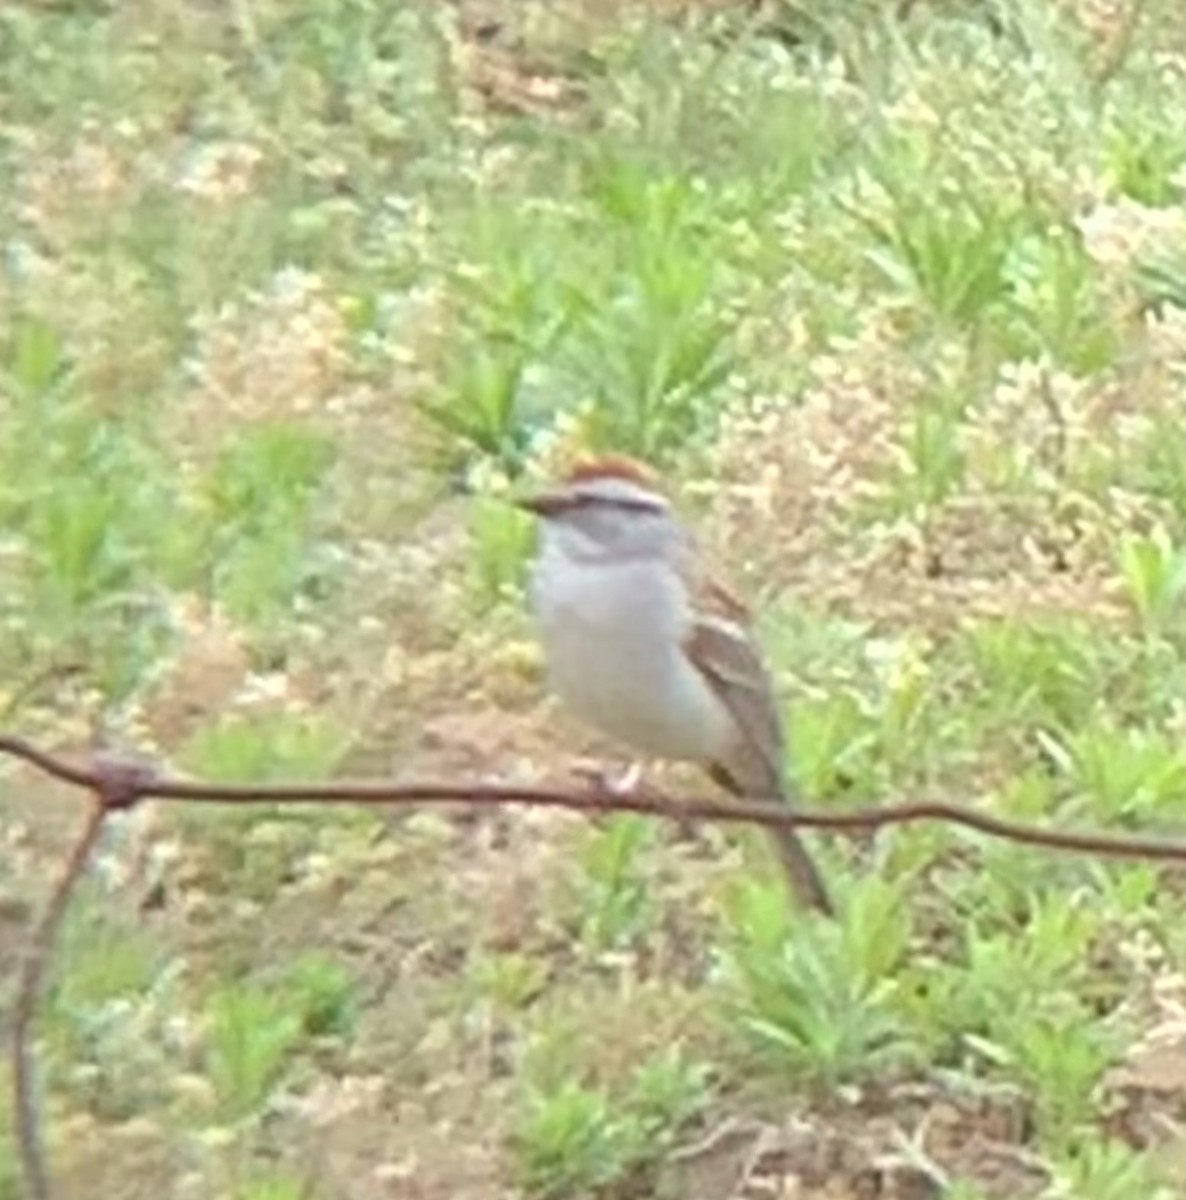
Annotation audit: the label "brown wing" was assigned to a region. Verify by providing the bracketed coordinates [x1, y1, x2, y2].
[682, 571, 834, 915]
[683, 609, 786, 800]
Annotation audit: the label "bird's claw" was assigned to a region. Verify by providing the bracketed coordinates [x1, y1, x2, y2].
[573, 760, 644, 797]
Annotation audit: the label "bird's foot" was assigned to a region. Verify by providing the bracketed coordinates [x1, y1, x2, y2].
[573, 759, 645, 797]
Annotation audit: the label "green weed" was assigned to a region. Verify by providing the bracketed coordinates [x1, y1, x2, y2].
[513, 1047, 710, 1198]
[176, 711, 354, 899]
[281, 952, 359, 1039]
[576, 814, 659, 954]
[194, 422, 335, 626]
[467, 492, 536, 605]
[204, 981, 304, 1124]
[716, 874, 917, 1087]
[231, 1170, 317, 1200]
[1117, 525, 1186, 634]
[181, 711, 348, 784]
[44, 899, 177, 1119]
[1045, 1139, 1177, 1199]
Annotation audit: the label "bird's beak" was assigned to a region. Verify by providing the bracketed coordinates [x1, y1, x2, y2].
[514, 489, 573, 518]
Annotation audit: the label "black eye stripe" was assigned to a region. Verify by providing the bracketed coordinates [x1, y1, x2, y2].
[572, 494, 664, 515]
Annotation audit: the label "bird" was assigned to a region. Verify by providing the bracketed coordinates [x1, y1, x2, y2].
[516, 454, 833, 914]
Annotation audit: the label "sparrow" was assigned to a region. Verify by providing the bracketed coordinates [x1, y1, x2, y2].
[516, 455, 833, 914]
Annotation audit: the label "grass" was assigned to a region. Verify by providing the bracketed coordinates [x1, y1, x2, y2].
[513, 1048, 711, 1198]
[4, 0, 1186, 1195]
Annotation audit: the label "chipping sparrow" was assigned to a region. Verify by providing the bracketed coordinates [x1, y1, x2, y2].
[517, 456, 833, 915]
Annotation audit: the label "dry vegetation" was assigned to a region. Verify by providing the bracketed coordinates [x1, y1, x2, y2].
[4, 0, 1186, 1196]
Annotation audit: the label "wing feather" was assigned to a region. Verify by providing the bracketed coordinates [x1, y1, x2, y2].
[682, 609, 786, 800]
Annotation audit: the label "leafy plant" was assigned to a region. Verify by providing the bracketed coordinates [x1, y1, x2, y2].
[194, 421, 334, 624]
[1044, 1138, 1174, 1199]
[420, 205, 588, 474]
[576, 814, 659, 953]
[470, 951, 550, 1013]
[887, 385, 969, 513]
[963, 617, 1104, 736]
[1104, 118, 1186, 207]
[204, 981, 304, 1123]
[514, 1081, 632, 1198]
[1059, 720, 1186, 824]
[715, 874, 917, 1086]
[916, 886, 1116, 1128]
[571, 168, 733, 460]
[1001, 1013, 1119, 1148]
[0, 316, 179, 691]
[232, 1170, 317, 1200]
[1136, 245, 1186, 311]
[468, 492, 536, 604]
[181, 712, 348, 784]
[513, 1048, 710, 1198]
[1000, 227, 1118, 371]
[786, 691, 879, 801]
[1117, 525, 1186, 634]
[176, 712, 353, 899]
[861, 175, 1024, 329]
[282, 952, 359, 1039]
[43, 899, 178, 1120]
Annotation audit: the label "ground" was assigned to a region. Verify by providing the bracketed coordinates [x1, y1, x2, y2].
[4, 0, 1186, 1197]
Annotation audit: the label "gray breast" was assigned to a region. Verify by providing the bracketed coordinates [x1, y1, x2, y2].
[529, 546, 728, 760]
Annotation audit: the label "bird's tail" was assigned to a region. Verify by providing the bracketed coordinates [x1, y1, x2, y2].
[769, 823, 834, 916]
[706, 762, 834, 915]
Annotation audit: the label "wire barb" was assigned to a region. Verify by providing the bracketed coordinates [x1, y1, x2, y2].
[89, 750, 161, 811]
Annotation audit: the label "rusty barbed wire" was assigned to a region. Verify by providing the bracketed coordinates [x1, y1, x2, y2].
[6, 730, 1186, 1200]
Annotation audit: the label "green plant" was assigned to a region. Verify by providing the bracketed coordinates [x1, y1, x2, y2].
[576, 814, 659, 953]
[420, 204, 588, 474]
[513, 1048, 709, 1198]
[204, 981, 304, 1123]
[195, 422, 334, 624]
[43, 899, 178, 1119]
[1000, 227, 1118, 371]
[786, 691, 879, 801]
[1058, 720, 1186, 824]
[888, 386, 969, 513]
[963, 617, 1104, 736]
[282, 952, 359, 1038]
[181, 712, 348, 783]
[176, 712, 353, 899]
[946, 890, 1101, 1020]
[569, 168, 733, 460]
[232, 1170, 316, 1200]
[514, 1080, 632, 1198]
[860, 172, 1024, 330]
[1001, 1013, 1119, 1148]
[1103, 118, 1186, 207]
[916, 887, 1119, 1134]
[0, 316, 178, 693]
[1117, 525, 1186, 634]
[470, 951, 550, 1013]
[468, 492, 536, 604]
[1137, 245, 1186, 310]
[1129, 406, 1186, 527]
[715, 874, 917, 1086]
[1044, 1138, 1175, 1199]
